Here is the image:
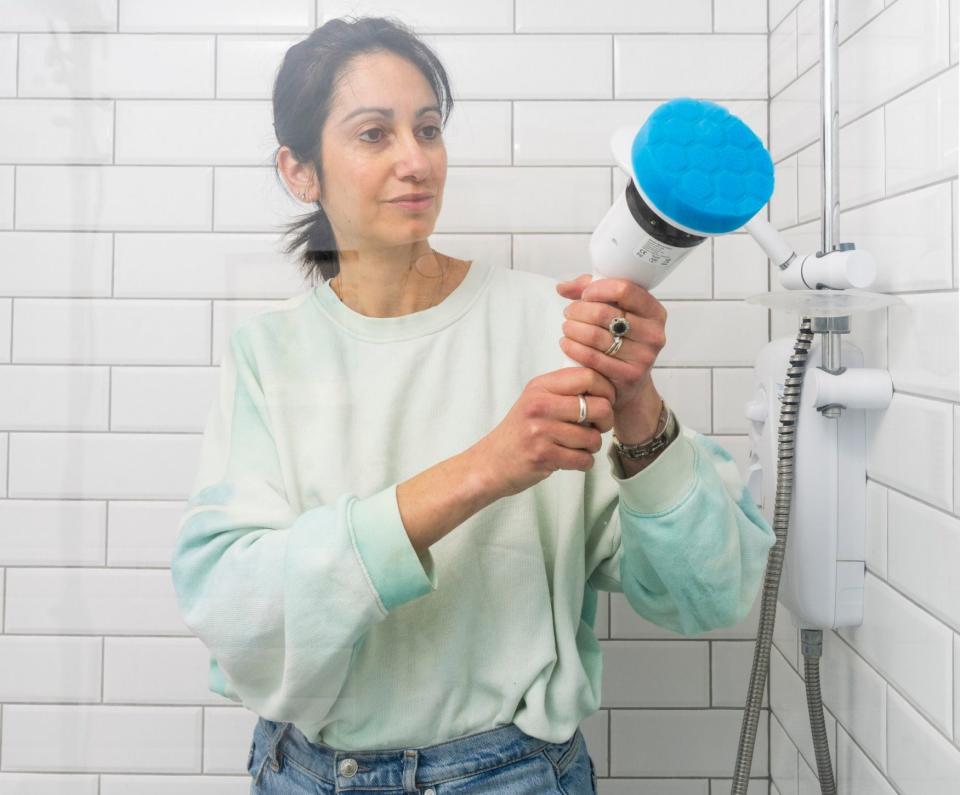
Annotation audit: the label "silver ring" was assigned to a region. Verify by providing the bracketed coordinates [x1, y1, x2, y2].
[604, 336, 623, 356]
[576, 394, 588, 425]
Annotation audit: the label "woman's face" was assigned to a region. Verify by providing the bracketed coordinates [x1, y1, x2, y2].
[315, 50, 447, 252]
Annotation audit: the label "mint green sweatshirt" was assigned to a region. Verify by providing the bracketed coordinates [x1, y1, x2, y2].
[169, 258, 775, 751]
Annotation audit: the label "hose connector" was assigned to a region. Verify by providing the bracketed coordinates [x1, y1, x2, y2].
[801, 628, 824, 658]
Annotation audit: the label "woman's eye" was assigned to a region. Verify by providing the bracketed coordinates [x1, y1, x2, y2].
[358, 126, 442, 144]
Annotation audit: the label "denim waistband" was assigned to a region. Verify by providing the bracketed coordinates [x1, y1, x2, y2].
[253, 717, 560, 790]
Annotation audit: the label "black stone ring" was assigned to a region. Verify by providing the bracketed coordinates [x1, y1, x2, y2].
[608, 316, 630, 337]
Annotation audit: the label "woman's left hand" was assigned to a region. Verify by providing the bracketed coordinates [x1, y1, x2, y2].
[556, 273, 668, 412]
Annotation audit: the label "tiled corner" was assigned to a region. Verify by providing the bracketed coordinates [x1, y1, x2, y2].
[836, 724, 897, 794]
[954, 634, 960, 747]
[887, 687, 960, 791]
[887, 490, 960, 631]
[771, 713, 799, 795]
[864, 480, 888, 579]
[837, 573, 954, 735]
[866, 392, 954, 512]
[887, 291, 960, 402]
[770, 11, 798, 96]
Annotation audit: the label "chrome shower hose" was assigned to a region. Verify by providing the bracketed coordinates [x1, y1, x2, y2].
[730, 317, 836, 795]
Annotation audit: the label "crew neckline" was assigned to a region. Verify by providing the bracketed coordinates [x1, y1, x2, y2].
[311, 258, 493, 342]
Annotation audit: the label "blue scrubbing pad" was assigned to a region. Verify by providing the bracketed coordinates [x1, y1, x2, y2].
[631, 98, 774, 235]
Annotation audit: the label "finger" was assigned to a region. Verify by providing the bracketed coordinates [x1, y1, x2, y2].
[555, 273, 593, 298]
[548, 417, 606, 453]
[547, 365, 616, 404]
[562, 393, 613, 426]
[577, 392, 615, 431]
[581, 279, 667, 323]
[563, 299, 650, 335]
[560, 334, 658, 383]
[562, 316, 666, 357]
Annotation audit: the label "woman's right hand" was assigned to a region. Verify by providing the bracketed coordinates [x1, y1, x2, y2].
[470, 367, 617, 499]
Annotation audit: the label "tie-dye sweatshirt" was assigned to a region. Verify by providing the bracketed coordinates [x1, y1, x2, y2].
[169, 257, 775, 751]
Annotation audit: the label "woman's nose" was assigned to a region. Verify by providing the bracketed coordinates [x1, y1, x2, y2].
[394, 132, 431, 175]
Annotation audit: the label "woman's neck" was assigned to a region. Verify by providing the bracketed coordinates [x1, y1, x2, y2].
[331, 249, 468, 318]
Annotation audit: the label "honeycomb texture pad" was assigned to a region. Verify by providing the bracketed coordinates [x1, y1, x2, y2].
[632, 98, 774, 234]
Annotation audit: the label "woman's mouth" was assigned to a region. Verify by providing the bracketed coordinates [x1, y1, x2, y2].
[389, 196, 433, 210]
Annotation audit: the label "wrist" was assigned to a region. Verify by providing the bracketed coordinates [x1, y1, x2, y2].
[613, 382, 663, 444]
[461, 444, 504, 507]
[612, 384, 680, 477]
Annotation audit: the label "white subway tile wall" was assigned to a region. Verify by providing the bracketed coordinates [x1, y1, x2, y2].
[0, 0, 776, 789]
[2, 0, 956, 792]
[769, 1, 960, 793]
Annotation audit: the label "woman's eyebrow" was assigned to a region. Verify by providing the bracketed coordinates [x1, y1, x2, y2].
[340, 104, 441, 124]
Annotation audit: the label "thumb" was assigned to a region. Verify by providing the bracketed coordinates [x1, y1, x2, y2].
[555, 273, 593, 295]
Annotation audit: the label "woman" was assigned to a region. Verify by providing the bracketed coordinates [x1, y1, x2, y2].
[170, 16, 775, 795]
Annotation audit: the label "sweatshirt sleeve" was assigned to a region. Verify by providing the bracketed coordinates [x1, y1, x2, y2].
[169, 327, 438, 732]
[585, 423, 776, 637]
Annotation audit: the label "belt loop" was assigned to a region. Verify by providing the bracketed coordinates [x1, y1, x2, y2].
[402, 748, 419, 792]
[267, 722, 292, 771]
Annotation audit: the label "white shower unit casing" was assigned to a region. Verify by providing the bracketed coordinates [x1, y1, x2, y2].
[744, 335, 892, 630]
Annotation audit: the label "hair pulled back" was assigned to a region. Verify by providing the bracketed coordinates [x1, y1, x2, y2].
[272, 16, 454, 285]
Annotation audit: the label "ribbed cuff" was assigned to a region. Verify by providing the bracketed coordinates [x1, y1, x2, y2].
[349, 483, 438, 612]
[606, 429, 697, 515]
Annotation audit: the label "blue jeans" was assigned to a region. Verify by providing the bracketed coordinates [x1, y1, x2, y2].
[247, 717, 598, 794]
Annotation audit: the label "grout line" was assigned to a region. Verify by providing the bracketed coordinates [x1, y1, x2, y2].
[889, 388, 960, 408]
[951, 0, 955, 70]
[771, 61, 957, 157]
[209, 296, 214, 364]
[829, 588, 958, 740]
[770, 0, 804, 33]
[708, 367, 714, 434]
[870, 475, 959, 521]
[606, 707, 610, 779]
[881, 481, 891, 580]
[833, 719, 902, 795]
[770, 0, 901, 106]
[708, 639, 713, 707]
[875, 673, 960, 774]
[610, 33, 614, 99]
[770, 712, 800, 793]
[953, 635, 957, 745]
[792, 6, 797, 87]
[773, 173, 956, 225]
[953, 179, 958, 291]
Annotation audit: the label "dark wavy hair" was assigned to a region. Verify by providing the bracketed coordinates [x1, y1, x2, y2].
[271, 16, 455, 285]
